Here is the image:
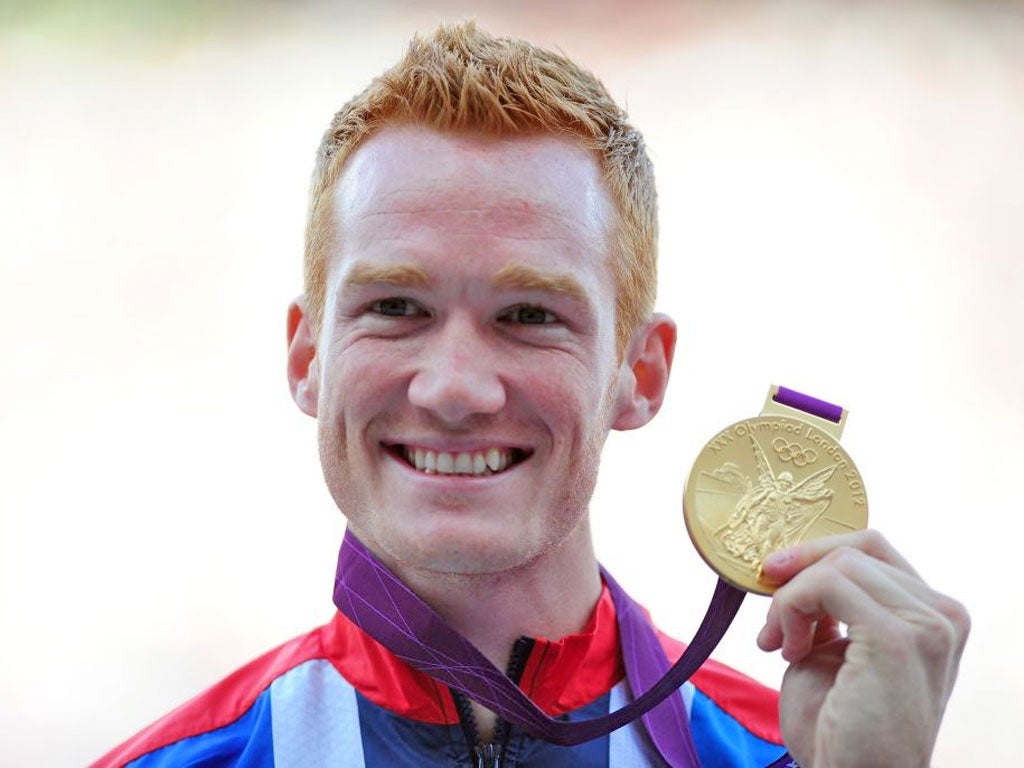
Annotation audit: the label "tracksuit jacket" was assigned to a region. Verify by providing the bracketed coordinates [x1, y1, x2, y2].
[95, 583, 788, 767]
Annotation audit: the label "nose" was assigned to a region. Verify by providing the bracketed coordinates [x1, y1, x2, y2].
[407, 312, 507, 424]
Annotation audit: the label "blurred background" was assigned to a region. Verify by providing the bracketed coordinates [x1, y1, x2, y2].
[1, 0, 1021, 764]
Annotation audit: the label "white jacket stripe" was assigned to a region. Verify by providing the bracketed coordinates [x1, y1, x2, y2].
[270, 659, 366, 767]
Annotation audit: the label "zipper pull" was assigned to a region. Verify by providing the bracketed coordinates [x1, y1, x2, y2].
[475, 742, 499, 768]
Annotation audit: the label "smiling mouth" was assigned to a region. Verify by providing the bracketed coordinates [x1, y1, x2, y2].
[388, 445, 531, 477]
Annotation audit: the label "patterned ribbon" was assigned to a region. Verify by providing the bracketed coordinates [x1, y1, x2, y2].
[333, 532, 795, 766]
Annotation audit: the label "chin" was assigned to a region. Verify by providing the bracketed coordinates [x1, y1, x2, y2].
[359, 511, 568, 578]
[398, 521, 536, 576]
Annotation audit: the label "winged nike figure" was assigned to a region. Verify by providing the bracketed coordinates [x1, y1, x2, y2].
[709, 436, 838, 573]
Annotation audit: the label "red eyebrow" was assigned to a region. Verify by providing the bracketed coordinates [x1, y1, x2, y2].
[343, 262, 433, 289]
[490, 263, 588, 305]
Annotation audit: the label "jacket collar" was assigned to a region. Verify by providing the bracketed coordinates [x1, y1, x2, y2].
[321, 582, 623, 725]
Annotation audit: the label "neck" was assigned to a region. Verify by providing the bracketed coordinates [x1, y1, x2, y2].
[405, 520, 602, 741]
[401, 522, 602, 667]
[360, 521, 603, 743]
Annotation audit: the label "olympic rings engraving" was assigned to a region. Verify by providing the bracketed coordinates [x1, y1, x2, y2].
[772, 438, 817, 467]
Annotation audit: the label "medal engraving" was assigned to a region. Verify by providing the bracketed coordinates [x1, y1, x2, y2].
[684, 415, 868, 594]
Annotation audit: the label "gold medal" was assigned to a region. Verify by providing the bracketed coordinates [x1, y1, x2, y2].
[683, 385, 869, 594]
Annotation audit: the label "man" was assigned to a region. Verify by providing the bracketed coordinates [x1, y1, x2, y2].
[95, 22, 968, 767]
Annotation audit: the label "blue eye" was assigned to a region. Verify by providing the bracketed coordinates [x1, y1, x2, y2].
[501, 305, 557, 325]
[371, 298, 422, 317]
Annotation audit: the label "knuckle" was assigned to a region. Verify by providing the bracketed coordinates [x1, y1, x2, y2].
[770, 581, 809, 619]
[908, 610, 959, 662]
[859, 528, 890, 556]
[822, 545, 863, 573]
[768, 586, 794, 615]
[937, 595, 972, 639]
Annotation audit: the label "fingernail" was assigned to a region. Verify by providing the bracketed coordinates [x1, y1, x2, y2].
[764, 551, 791, 569]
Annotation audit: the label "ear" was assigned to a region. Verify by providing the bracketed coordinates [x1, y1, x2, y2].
[611, 313, 676, 431]
[287, 297, 319, 417]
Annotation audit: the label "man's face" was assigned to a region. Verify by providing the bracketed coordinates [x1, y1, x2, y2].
[304, 125, 633, 576]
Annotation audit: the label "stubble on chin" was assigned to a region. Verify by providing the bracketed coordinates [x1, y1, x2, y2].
[431, 492, 473, 511]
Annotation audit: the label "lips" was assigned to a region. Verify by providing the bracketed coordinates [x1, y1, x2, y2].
[388, 444, 530, 476]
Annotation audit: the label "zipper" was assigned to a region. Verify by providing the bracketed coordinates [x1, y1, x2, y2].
[453, 636, 536, 768]
[475, 743, 498, 768]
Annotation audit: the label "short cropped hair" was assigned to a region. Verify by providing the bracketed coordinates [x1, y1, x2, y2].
[304, 21, 657, 355]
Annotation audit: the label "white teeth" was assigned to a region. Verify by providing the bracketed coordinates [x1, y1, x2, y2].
[485, 448, 501, 471]
[402, 446, 518, 476]
[436, 452, 454, 473]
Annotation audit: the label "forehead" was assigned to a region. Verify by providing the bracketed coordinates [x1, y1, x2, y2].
[330, 125, 615, 260]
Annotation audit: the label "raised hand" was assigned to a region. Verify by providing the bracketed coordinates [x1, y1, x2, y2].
[757, 530, 969, 768]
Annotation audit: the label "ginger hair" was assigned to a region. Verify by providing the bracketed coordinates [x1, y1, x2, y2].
[304, 21, 658, 355]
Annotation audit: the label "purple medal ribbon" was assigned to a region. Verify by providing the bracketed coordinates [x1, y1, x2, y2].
[334, 531, 734, 762]
[331, 387, 834, 767]
[335, 535, 798, 766]
[774, 385, 843, 423]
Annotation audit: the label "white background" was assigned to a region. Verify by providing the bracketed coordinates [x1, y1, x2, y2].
[1, 1, 1021, 764]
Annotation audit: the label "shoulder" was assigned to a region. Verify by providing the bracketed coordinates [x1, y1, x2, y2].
[658, 630, 783, 747]
[92, 623, 329, 767]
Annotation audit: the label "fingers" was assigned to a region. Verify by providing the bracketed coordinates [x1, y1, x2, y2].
[764, 606, 849, 662]
[762, 529, 919, 584]
[762, 530, 971, 767]
[758, 562, 888, 662]
[758, 532, 970, 683]
[760, 552, 890, 657]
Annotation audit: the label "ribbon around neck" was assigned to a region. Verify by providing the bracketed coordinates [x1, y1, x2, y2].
[333, 530, 759, 766]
